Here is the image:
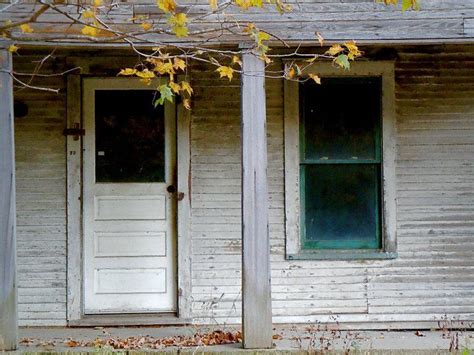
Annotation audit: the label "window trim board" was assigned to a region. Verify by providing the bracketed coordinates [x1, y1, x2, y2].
[284, 61, 397, 259]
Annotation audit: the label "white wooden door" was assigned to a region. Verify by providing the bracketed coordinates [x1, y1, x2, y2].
[82, 78, 176, 314]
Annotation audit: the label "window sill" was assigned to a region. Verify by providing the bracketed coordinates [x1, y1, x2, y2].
[287, 251, 398, 261]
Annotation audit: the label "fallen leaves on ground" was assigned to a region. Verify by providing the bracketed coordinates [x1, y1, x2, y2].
[65, 339, 81, 347]
[21, 330, 243, 350]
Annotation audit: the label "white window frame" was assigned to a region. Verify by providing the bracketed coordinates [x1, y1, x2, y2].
[284, 61, 397, 260]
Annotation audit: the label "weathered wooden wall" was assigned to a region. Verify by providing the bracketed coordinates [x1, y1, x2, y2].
[13, 55, 68, 326]
[190, 45, 474, 326]
[11, 44, 474, 327]
[2, 0, 474, 44]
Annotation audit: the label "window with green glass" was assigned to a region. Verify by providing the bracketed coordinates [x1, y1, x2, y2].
[300, 77, 382, 250]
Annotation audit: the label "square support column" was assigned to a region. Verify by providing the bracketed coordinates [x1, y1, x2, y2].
[241, 52, 273, 349]
[0, 44, 18, 351]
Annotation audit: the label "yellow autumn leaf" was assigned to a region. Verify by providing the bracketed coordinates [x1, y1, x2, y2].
[135, 69, 156, 79]
[344, 40, 358, 53]
[168, 13, 188, 37]
[216, 66, 234, 81]
[378, 0, 419, 10]
[169, 13, 187, 26]
[20, 24, 33, 33]
[287, 67, 295, 79]
[141, 22, 153, 31]
[154, 60, 175, 75]
[209, 0, 218, 10]
[250, 0, 263, 7]
[257, 31, 270, 45]
[93, 0, 102, 6]
[81, 25, 98, 36]
[232, 55, 242, 67]
[344, 40, 362, 60]
[8, 44, 19, 53]
[325, 44, 344, 56]
[173, 25, 187, 37]
[235, 0, 251, 10]
[180, 81, 193, 95]
[260, 54, 272, 64]
[82, 10, 96, 19]
[308, 73, 321, 84]
[169, 81, 181, 94]
[157, 0, 176, 13]
[183, 98, 191, 110]
[243, 23, 255, 33]
[316, 32, 324, 46]
[118, 68, 137, 76]
[274, 0, 291, 12]
[403, 0, 420, 10]
[173, 57, 186, 71]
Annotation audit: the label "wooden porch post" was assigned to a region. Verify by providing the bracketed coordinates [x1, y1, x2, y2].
[241, 51, 273, 349]
[0, 44, 18, 351]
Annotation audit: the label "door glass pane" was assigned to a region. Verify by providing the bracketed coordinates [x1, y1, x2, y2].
[95, 90, 165, 183]
[302, 164, 381, 249]
[301, 77, 381, 161]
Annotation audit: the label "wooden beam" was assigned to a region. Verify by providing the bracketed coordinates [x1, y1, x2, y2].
[177, 99, 193, 320]
[240, 52, 273, 349]
[66, 75, 82, 323]
[0, 44, 18, 351]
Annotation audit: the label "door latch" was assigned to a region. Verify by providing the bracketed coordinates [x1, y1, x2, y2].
[63, 123, 85, 141]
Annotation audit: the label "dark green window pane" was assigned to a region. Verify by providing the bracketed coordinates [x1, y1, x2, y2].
[301, 77, 381, 161]
[301, 164, 381, 250]
[95, 90, 165, 183]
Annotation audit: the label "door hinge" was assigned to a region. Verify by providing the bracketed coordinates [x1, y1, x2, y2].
[63, 123, 85, 141]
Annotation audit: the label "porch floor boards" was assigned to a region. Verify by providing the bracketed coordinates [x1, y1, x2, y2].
[11, 326, 473, 353]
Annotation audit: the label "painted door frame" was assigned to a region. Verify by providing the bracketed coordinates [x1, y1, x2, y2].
[66, 74, 192, 324]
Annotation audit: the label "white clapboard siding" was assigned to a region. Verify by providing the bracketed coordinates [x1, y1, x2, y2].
[13, 55, 67, 326]
[190, 47, 474, 325]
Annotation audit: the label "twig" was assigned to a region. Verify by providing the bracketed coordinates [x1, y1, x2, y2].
[0, 3, 49, 32]
[8, 72, 60, 93]
[0, 0, 20, 14]
[10, 66, 81, 77]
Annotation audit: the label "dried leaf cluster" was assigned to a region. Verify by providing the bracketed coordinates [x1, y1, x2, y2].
[20, 330, 242, 350]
